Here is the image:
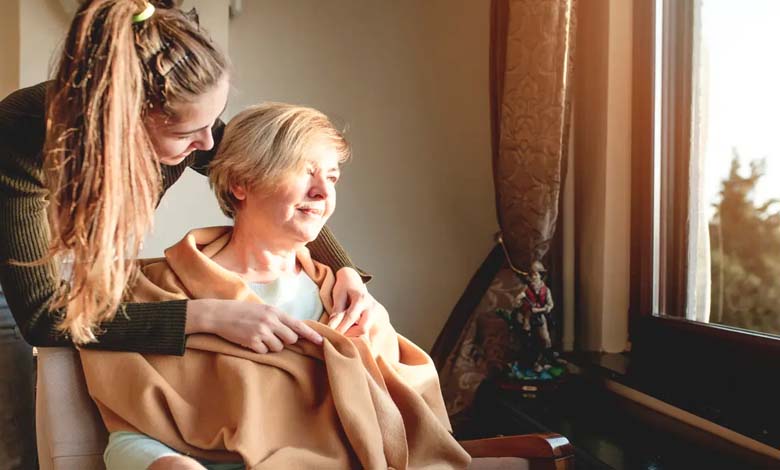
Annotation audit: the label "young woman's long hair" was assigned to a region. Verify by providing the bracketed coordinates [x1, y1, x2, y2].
[44, 0, 227, 344]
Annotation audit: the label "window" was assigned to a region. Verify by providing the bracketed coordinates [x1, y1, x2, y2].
[630, 0, 780, 450]
[657, 0, 780, 336]
[634, 0, 780, 339]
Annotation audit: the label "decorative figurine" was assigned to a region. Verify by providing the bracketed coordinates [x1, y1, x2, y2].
[495, 261, 567, 392]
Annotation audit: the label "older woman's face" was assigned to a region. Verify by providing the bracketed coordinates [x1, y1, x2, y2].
[237, 138, 341, 246]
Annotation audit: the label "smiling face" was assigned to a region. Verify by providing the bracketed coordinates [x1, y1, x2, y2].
[233, 137, 342, 248]
[145, 75, 230, 166]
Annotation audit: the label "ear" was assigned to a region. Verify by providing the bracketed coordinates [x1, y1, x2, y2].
[230, 184, 247, 201]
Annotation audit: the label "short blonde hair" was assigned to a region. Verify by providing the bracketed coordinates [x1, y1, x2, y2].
[209, 102, 350, 218]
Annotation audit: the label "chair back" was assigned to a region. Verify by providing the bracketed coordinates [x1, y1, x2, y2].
[36, 347, 107, 470]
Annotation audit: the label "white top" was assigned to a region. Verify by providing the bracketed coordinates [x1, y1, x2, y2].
[247, 270, 323, 321]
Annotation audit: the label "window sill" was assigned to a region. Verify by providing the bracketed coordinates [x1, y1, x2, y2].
[471, 370, 777, 469]
[563, 348, 780, 464]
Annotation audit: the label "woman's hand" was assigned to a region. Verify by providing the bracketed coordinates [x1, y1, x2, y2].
[328, 267, 382, 336]
[185, 299, 323, 353]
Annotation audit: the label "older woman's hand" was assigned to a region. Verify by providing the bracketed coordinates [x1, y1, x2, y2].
[328, 267, 382, 336]
[186, 299, 323, 353]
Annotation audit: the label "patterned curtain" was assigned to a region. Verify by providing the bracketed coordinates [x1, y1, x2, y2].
[493, 0, 576, 271]
[436, 0, 576, 432]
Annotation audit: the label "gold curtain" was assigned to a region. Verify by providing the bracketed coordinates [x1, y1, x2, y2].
[492, 0, 575, 271]
[436, 0, 576, 432]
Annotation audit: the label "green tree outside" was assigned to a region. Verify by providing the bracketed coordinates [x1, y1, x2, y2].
[709, 152, 780, 335]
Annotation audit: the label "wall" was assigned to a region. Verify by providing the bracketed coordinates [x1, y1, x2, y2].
[18, 0, 69, 87]
[573, 0, 632, 352]
[0, 0, 20, 97]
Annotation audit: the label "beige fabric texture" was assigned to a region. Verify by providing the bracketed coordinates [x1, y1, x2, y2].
[80, 226, 470, 469]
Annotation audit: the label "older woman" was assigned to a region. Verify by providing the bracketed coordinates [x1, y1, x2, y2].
[80, 103, 470, 470]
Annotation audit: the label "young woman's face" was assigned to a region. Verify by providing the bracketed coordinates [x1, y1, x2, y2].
[235, 138, 342, 247]
[145, 76, 230, 166]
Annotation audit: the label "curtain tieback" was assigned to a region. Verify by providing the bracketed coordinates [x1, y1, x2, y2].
[494, 231, 528, 276]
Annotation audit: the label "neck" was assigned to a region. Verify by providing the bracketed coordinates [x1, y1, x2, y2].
[212, 222, 301, 283]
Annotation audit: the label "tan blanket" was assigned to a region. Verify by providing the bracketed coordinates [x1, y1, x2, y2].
[80, 227, 470, 469]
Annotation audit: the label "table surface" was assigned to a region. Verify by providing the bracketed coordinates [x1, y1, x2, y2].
[470, 375, 770, 470]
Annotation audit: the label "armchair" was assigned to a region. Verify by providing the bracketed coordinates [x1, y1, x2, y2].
[36, 347, 573, 470]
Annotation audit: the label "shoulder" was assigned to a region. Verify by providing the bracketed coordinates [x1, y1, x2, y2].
[0, 81, 50, 157]
[133, 258, 191, 301]
[0, 81, 48, 113]
[296, 246, 334, 290]
[0, 81, 49, 124]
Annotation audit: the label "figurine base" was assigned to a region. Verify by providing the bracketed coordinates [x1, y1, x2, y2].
[495, 376, 567, 399]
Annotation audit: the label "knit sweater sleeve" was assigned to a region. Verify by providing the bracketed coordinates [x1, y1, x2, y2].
[308, 226, 371, 282]
[0, 83, 188, 355]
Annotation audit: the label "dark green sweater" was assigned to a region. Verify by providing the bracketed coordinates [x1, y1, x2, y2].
[0, 82, 361, 355]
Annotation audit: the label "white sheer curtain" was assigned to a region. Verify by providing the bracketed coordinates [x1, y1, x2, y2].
[686, 0, 711, 323]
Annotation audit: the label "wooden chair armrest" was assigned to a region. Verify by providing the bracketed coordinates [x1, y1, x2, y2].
[459, 433, 574, 459]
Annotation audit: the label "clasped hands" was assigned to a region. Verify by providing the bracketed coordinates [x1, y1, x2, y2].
[186, 267, 380, 354]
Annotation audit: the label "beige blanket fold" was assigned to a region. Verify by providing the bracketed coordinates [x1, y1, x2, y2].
[80, 226, 470, 470]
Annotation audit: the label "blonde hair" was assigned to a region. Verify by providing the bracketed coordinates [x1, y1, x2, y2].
[209, 102, 350, 219]
[43, 0, 228, 344]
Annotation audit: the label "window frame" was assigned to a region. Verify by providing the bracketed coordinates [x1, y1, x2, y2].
[629, 0, 780, 449]
[630, 0, 780, 349]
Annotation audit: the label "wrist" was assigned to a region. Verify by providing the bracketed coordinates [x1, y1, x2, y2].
[336, 267, 359, 281]
[185, 299, 216, 334]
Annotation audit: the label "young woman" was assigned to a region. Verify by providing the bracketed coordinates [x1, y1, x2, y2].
[0, 1, 375, 465]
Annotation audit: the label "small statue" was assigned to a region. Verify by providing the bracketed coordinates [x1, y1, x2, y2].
[521, 261, 555, 365]
[495, 260, 566, 386]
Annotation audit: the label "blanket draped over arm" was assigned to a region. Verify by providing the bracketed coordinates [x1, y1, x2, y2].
[79, 227, 470, 469]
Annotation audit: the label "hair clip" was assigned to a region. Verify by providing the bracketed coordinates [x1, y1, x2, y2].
[132, 2, 156, 24]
